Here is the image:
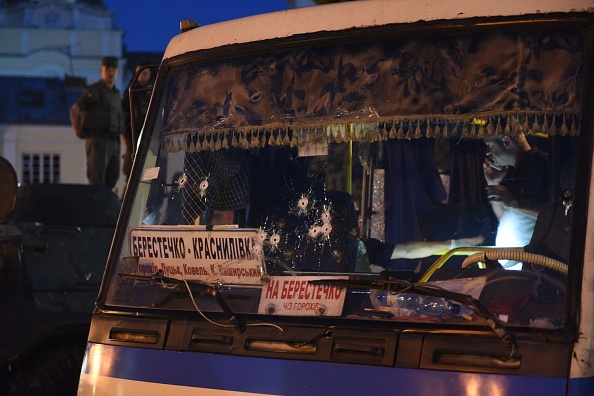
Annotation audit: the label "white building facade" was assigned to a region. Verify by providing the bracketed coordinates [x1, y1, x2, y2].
[0, 0, 127, 194]
[0, 0, 124, 86]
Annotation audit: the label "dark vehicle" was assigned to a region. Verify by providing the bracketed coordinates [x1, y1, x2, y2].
[0, 157, 120, 395]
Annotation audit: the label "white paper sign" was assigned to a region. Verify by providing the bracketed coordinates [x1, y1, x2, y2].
[258, 276, 347, 316]
[128, 226, 263, 284]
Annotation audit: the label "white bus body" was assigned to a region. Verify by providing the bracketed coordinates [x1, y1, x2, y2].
[79, 1, 594, 394]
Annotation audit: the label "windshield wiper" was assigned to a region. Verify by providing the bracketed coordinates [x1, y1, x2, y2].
[309, 278, 517, 358]
[118, 270, 245, 332]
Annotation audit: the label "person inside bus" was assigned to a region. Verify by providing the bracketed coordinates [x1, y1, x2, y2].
[483, 132, 549, 269]
[319, 191, 485, 273]
[247, 147, 486, 273]
[357, 234, 484, 273]
[525, 154, 577, 266]
[255, 184, 485, 274]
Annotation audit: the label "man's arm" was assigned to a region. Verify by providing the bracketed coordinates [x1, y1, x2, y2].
[485, 185, 540, 220]
[483, 160, 509, 220]
[390, 235, 484, 259]
[485, 185, 508, 220]
[69, 103, 83, 138]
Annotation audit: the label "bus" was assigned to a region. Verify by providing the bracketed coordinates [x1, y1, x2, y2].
[78, 1, 594, 394]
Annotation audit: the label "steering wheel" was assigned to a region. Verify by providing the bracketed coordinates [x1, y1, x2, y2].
[461, 249, 568, 275]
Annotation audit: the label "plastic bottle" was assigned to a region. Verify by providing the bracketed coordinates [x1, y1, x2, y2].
[369, 289, 419, 317]
[417, 295, 472, 317]
[369, 289, 472, 318]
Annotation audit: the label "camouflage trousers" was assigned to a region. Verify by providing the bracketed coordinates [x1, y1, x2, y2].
[85, 136, 120, 189]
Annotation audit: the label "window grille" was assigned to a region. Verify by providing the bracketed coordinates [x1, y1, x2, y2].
[21, 153, 60, 183]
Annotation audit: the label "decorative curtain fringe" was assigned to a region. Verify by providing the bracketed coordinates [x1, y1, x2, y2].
[163, 111, 581, 153]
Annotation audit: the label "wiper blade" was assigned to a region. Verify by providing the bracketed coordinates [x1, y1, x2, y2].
[310, 278, 517, 357]
[118, 271, 245, 332]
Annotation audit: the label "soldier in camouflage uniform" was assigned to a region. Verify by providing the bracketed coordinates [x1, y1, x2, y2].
[70, 56, 124, 189]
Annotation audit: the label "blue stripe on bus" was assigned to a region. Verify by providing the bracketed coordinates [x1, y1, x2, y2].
[84, 343, 572, 395]
[568, 376, 594, 395]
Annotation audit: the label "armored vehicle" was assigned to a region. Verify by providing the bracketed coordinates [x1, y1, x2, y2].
[0, 157, 120, 395]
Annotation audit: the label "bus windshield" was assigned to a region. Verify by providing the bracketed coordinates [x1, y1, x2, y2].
[105, 22, 585, 332]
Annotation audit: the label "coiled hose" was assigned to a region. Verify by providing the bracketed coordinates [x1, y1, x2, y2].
[461, 249, 568, 274]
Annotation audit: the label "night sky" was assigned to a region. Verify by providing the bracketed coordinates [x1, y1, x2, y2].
[102, 0, 289, 53]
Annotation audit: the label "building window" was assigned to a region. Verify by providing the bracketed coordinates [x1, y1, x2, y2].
[22, 153, 60, 184]
[44, 11, 61, 28]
